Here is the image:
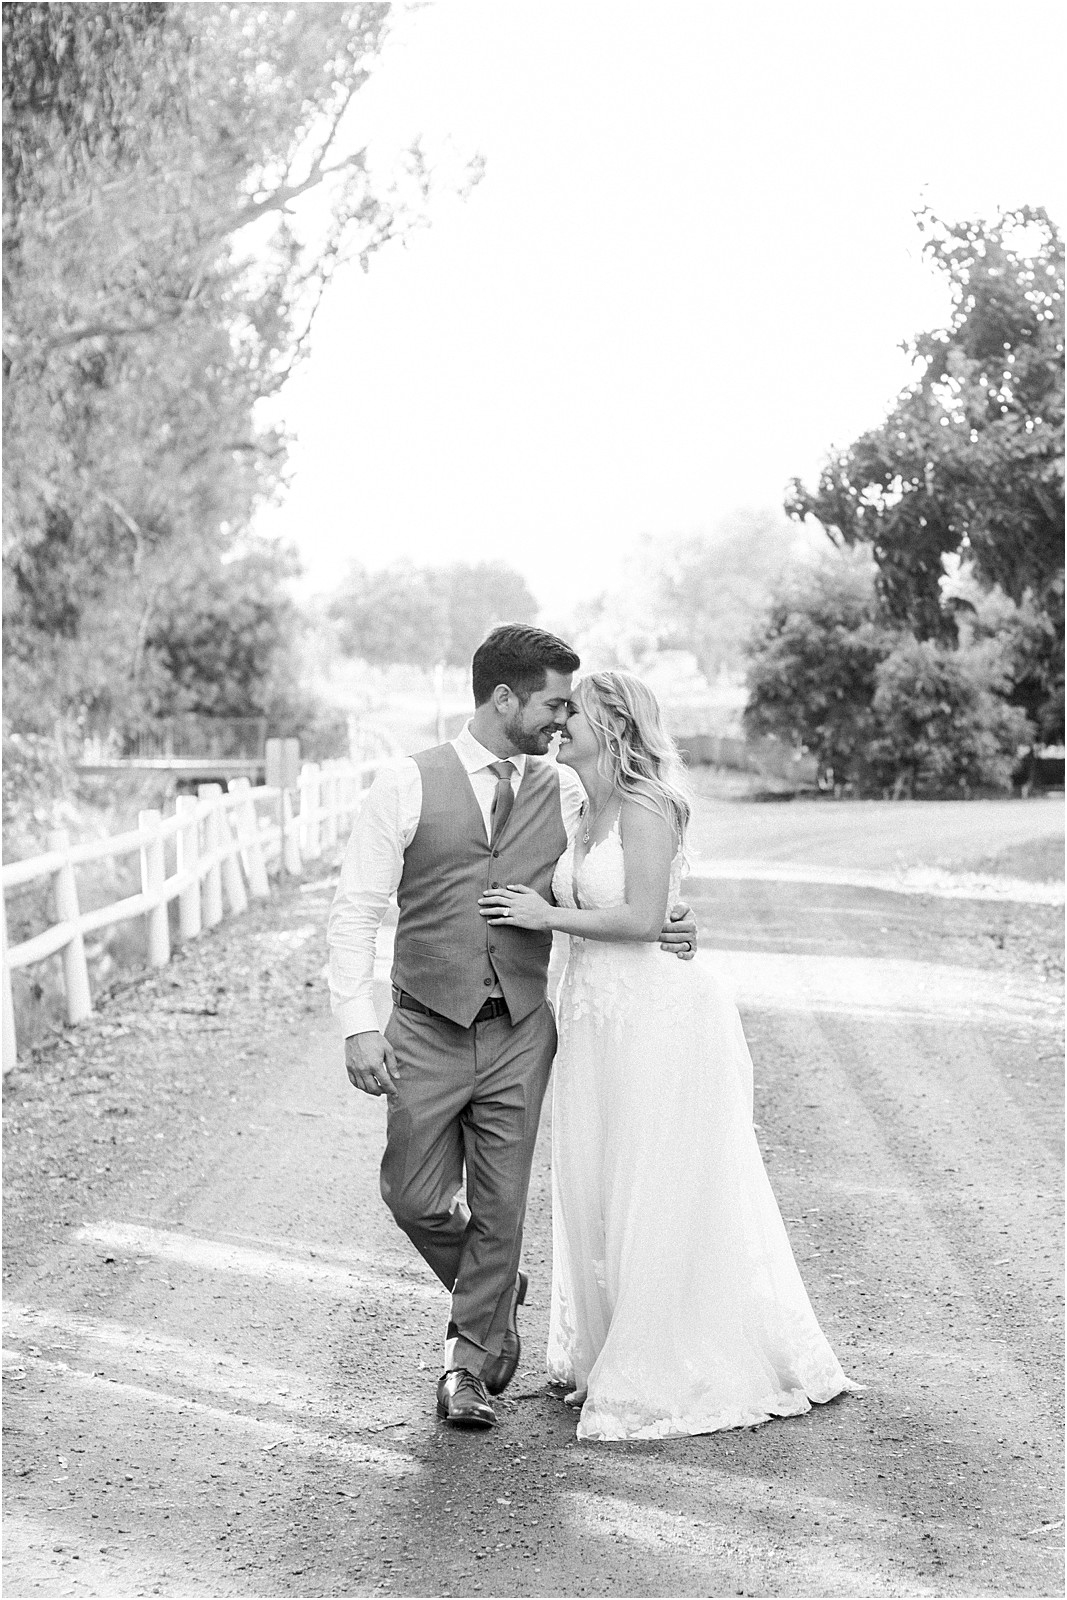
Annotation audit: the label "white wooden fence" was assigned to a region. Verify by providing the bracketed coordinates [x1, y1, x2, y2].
[1, 758, 380, 1070]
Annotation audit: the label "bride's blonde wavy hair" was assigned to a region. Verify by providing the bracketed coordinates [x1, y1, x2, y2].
[576, 670, 693, 849]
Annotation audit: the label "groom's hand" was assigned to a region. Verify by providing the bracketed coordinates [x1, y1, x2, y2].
[660, 901, 697, 961]
[345, 1030, 398, 1097]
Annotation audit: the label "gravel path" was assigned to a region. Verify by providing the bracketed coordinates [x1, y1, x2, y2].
[686, 793, 1064, 878]
[2, 807, 1063, 1598]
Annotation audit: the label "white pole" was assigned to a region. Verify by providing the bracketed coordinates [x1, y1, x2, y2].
[322, 763, 339, 849]
[299, 762, 321, 860]
[217, 796, 248, 916]
[340, 764, 352, 833]
[264, 741, 285, 879]
[229, 777, 270, 898]
[350, 768, 367, 832]
[198, 784, 224, 928]
[2, 892, 18, 1071]
[138, 809, 171, 968]
[47, 828, 93, 1025]
[175, 794, 202, 940]
[282, 789, 303, 876]
[271, 785, 285, 877]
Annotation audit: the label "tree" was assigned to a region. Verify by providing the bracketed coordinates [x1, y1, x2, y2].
[787, 208, 1064, 742]
[3, 5, 438, 391]
[948, 565, 1062, 738]
[330, 564, 450, 670]
[744, 547, 1034, 794]
[441, 562, 538, 665]
[142, 541, 306, 721]
[329, 559, 538, 668]
[2, 4, 482, 735]
[654, 511, 810, 682]
[867, 636, 1030, 797]
[743, 548, 890, 787]
[565, 511, 812, 682]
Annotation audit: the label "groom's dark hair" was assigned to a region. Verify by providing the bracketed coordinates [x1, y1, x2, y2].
[472, 624, 580, 706]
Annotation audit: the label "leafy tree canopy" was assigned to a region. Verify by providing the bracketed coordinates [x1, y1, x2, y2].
[787, 208, 1064, 741]
[2, 3, 481, 735]
[867, 634, 1028, 798]
[744, 547, 1032, 796]
[329, 560, 538, 669]
[743, 548, 888, 782]
[569, 511, 814, 682]
[652, 511, 812, 682]
[143, 540, 306, 721]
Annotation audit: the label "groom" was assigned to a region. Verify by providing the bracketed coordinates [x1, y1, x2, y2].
[327, 625, 697, 1428]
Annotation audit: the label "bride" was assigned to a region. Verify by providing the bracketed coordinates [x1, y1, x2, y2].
[479, 670, 851, 1441]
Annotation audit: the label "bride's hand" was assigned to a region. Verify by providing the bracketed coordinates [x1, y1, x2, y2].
[478, 884, 553, 931]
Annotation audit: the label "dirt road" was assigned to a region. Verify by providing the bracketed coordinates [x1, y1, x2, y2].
[3, 802, 1063, 1598]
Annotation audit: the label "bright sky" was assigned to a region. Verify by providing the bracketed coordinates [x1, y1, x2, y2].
[256, 0, 1065, 609]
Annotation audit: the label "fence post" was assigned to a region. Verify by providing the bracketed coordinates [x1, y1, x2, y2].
[336, 766, 350, 834]
[270, 785, 285, 879]
[264, 739, 284, 879]
[216, 796, 248, 916]
[282, 789, 303, 876]
[266, 738, 301, 879]
[2, 893, 18, 1070]
[198, 784, 224, 928]
[322, 763, 339, 849]
[318, 764, 331, 850]
[229, 777, 270, 898]
[348, 764, 364, 832]
[46, 828, 93, 1026]
[265, 737, 301, 792]
[175, 794, 202, 940]
[299, 762, 322, 860]
[138, 809, 171, 968]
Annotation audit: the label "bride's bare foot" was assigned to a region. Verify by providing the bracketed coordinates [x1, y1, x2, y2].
[564, 1387, 587, 1408]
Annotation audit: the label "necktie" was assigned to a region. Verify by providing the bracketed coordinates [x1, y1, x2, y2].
[488, 760, 516, 845]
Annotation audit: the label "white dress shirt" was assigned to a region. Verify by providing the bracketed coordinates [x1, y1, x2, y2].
[327, 722, 586, 1038]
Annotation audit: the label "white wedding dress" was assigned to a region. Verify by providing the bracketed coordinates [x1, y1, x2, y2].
[546, 819, 851, 1441]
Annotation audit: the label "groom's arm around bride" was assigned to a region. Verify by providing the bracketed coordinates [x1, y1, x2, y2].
[324, 625, 697, 1426]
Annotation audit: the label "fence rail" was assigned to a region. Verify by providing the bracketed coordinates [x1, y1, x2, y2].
[2, 758, 380, 1070]
[80, 715, 269, 764]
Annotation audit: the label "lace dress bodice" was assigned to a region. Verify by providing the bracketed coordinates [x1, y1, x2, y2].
[551, 817, 685, 913]
[550, 818, 687, 1031]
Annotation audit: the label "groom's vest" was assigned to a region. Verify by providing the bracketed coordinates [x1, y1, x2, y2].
[392, 743, 568, 1028]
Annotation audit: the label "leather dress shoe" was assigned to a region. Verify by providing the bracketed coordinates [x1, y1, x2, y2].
[436, 1368, 496, 1428]
[482, 1270, 528, 1396]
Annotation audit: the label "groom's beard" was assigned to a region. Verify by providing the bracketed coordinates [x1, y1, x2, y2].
[503, 708, 558, 756]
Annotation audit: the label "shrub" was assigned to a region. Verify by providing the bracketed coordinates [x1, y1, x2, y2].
[743, 549, 891, 788]
[868, 637, 1032, 796]
[744, 548, 1036, 795]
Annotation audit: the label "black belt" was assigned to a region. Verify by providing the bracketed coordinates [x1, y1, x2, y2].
[393, 988, 510, 1025]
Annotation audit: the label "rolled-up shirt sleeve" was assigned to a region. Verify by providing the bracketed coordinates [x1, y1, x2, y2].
[557, 762, 587, 843]
[327, 760, 419, 1039]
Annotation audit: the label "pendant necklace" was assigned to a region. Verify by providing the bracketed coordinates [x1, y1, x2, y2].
[580, 793, 614, 846]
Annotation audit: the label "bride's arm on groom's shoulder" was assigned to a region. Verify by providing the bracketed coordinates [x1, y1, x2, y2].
[480, 800, 674, 945]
